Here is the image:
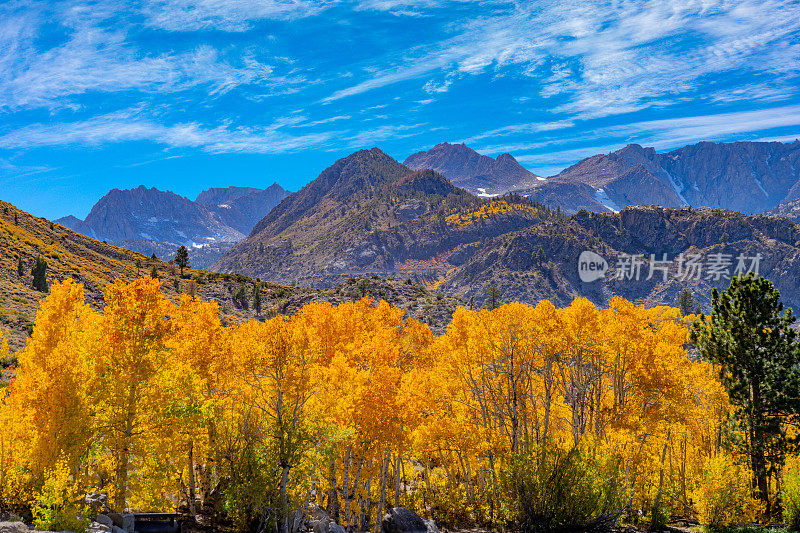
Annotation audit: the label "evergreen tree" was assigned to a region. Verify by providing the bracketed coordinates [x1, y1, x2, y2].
[485, 284, 501, 310]
[253, 284, 262, 316]
[234, 284, 248, 308]
[17, 255, 24, 277]
[174, 246, 189, 277]
[677, 287, 701, 316]
[135, 258, 143, 275]
[31, 256, 48, 292]
[150, 265, 159, 279]
[691, 273, 800, 514]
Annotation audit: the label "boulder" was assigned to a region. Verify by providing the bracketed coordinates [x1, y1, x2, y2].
[122, 515, 134, 533]
[0, 522, 29, 533]
[107, 515, 123, 528]
[88, 522, 112, 533]
[328, 524, 346, 533]
[95, 516, 113, 528]
[111, 526, 126, 533]
[84, 493, 110, 515]
[381, 508, 428, 533]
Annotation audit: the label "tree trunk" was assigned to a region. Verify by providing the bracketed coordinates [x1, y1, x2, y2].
[188, 440, 197, 516]
[375, 454, 389, 533]
[394, 454, 401, 508]
[650, 429, 671, 531]
[280, 466, 290, 533]
[342, 447, 351, 526]
[327, 456, 340, 521]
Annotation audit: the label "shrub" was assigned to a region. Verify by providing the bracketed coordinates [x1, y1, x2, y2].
[784, 467, 800, 531]
[33, 460, 90, 533]
[695, 454, 763, 529]
[501, 442, 625, 533]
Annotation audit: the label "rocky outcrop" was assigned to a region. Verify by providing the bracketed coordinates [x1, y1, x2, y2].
[381, 508, 438, 533]
[766, 197, 800, 222]
[404, 142, 542, 195]
[201, 184, 291, 234]
[0, 522, 29, 533]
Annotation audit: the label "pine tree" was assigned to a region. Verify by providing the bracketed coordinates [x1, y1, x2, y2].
[676, 287, 701, 316]
[31, 256, 48, 292]
[150, 265, 159, 279]
[135, 258, 143, 275]
[691, 273, 800, 515]
[485, 284, 501, 310]
[174, 246, 189, 277]
[253, 284, 262, 316]
[17, 255, 24, 277]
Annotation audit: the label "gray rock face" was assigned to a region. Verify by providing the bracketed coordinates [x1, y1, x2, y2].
[381, 507, 429, 533]
[89, 521, 112, 533]
[95, 515, 113, 528]
[0, 522, 29, 533]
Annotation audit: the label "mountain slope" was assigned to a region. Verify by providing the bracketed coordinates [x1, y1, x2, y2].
[539, 141, 800, 214]
[766, 198, 800, 222]
[196, 186, 262, 206]
[438, 205, 800, 309]
[0, 200, 459, 356]
[404, 142, 543, 195]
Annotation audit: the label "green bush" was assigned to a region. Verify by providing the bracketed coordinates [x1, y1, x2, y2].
[784, 468, 800, 531]
[501, 443, 625, 533]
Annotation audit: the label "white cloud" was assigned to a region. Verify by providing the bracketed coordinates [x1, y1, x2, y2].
[321, 0, 800, 120]
[141, 0, 333, 32]
[0, 2, 304, 111]
[0, 110, 337, 154]
[492, 105, 800, 175]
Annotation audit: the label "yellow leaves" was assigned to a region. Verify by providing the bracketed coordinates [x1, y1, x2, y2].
[445, 200, 540, 226]
[694, 453, 764, 527]
[0, 275, 734, 523]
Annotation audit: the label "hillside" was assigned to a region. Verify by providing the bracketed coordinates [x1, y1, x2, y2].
[439, 205, 800, 309]
[0, 200, 460, 359]
[404, 142, 543, 195]
[215, 148, 549, 286]
[766, 198, 800, 222]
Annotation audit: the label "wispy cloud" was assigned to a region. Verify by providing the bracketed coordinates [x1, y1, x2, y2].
[0, 110, 337, 154]
[322, 0, 800, 120]
[492, 105, 800, 175]
[141, 0, 333, 32]
[0, 2, 303, 111]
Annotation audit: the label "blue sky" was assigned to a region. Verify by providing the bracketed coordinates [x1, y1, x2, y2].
[2, 0, 800, 220]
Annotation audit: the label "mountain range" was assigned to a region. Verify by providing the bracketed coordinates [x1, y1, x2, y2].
[50, 139, 800, 312]
[0, 199, 458, 354]
[213, 146, 800, 310]
[56, 183, 289, 268]
[527, 140, 800, 214]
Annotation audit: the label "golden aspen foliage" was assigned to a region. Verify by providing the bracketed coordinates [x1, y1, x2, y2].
[0, 277, 770, 532]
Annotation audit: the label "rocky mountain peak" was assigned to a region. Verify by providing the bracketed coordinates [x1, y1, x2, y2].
[404, 142, 541, 195]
